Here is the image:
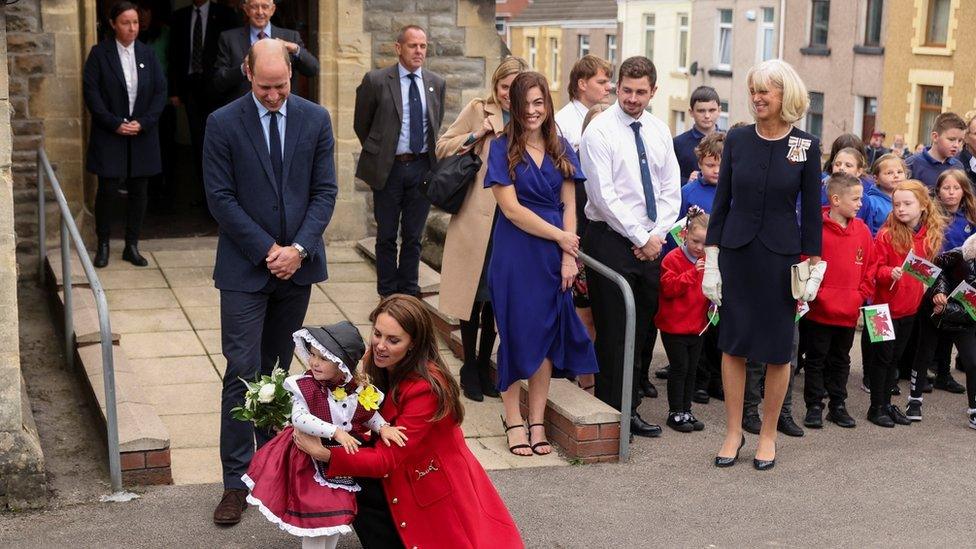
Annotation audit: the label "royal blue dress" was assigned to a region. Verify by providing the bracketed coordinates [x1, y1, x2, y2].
[484, 135, 599, 391]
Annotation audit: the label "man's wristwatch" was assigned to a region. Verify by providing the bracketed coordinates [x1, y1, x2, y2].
[291, 243, 308, 260]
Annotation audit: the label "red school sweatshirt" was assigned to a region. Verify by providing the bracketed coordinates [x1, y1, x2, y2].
[655, 246, 709, 335]
[807, 208, 877, 328]
[872, 225, 933, 320]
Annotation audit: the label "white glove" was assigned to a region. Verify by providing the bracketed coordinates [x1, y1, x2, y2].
[702, 247, 722, 306]
[800, 260, 827, 302]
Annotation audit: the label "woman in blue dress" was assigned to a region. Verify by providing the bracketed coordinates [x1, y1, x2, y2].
[484, 72, 599, 457]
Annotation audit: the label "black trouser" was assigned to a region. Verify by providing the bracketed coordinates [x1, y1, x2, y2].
[695, 324, 722, 392]
[662, 333, 702, 412]
[183, 74, 213, 197]
[218, 277, 311, 489]
[800, 319, 855, 409]
[932, 333, 953, 378]
[373, 157, 431, 297]
[897, 316, 921, 380]
[459, 300, 496, 383]
[584, 221, 660, 413]
[867, 316, 915, 408]
[909, 317, 976, 408]
[639, 328, 658, 383]
[353, 477, 404, 549]
[95, 176, 148, 244]
[744, 325, 798, 416]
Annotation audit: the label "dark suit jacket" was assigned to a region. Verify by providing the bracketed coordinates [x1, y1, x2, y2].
[212, 25, 320, 105]
[203, 93, 337, 292]
[83, 39, 167, 178]
[167, 2, 239, 100]
[353, 64, 446, 190]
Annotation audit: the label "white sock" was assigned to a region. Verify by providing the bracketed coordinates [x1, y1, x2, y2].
[302, 534, 339, 549]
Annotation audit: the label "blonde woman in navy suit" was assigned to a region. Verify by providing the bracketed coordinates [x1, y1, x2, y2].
[703, 60, 824, 471]
[83, 1, 167, 268]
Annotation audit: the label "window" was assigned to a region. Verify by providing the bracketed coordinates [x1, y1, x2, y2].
[606, 35, 617, 74]
[918, 85, 943, 146]
[526, 37, 537, 69]
[861, 96, 878, 141]
[716, 9, 733, 68]
[672, 111, 686, 134]
[759, 7, 776, 61]
[549, 37, 559, 83]
[644, 14, 656, 60]
[677, 13, 690, 70]
[925, 0, 950, 46]
[810, 0, 830, 47]
[806, 92, 824, 139]
[864, 0, 883, 46]
[578, 35, 590, 59]
[495, 17, 506, 35]
[719, 100, 729, 131]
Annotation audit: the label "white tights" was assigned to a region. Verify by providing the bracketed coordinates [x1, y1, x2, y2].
[301, 534, 339, 549]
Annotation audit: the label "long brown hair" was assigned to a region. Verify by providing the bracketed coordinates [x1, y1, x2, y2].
[363, 295, 464, 424]
[505, 71, 575, 181]
[936, 169, 976, 225]
[880, 180, 946, 258]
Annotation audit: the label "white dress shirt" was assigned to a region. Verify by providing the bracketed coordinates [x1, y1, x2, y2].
[395, 63, 430, 155]
[579, 101, 681, 247]
[187, 0, 210, 75]
[283, 375, 388, 439]
[252, 94, 287, 156]
[555, 99, 590, 152]
[116, 40, 138, 116]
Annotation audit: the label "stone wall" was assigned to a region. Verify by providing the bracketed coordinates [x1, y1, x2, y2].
[0, 5, 48, 510]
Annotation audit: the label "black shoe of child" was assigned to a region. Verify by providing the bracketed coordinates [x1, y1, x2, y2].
[685, 412, 705, 431]
[640, 378, 658, 398]
[692, 389, 710, 404]
[826, 404, 856, 428]
[968, 409, 976, 430]
[655, 365, 671, 380]
[917, 378, 934, 393]
[933, 375, 966, 394]
[667, 412, 694, 433]
[777, 413, 804, 437]
[708, 386, 725, 401]
[890, 384, 901, 396]
[905, 399, 922, 422]
[867, 406, 895, 428]
[742, 413, 762, 435]
[804, 406, 824, 429]
[886, 404, 912, 426]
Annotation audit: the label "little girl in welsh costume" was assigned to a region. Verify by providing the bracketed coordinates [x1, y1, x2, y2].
[243, 321, 407, 549]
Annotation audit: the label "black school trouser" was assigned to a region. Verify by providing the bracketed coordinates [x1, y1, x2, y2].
[662, 333, 702, 412]
[909, 317, 976, 408]
[867, 316, 915, 408]
[584, 221, 660, 413]
[695, 324, 722, 392]
[800, 319, 855, 409]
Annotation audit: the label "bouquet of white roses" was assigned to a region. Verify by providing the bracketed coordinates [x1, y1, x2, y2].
[230, 367, 291, 431]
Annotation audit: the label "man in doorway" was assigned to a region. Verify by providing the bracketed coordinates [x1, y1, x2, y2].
[354, 25, 446, 298]
[673, 86, 721, 185]
[866, 130, 891, 167]
[212, 0, 320, 106]
[204, 39, 337, 526]
[555, 54, 613, 151]
[579, 56, 681, 437]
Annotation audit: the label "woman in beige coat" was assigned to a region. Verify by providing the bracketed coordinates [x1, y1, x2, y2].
[436, 56, 528, 401]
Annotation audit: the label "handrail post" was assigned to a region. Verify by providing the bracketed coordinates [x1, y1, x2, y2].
[37, 151, 46, 283]
[97, 287, 123, 492]
[61, 219, 73, 372]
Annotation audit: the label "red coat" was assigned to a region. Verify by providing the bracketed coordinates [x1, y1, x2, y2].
[655, 247, 708, 335]
[807, 209, 877, 328]
[872, 225, 932, 320]
[326, 372, 523, 549]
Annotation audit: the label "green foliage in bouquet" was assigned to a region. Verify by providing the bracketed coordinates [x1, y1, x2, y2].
[230, 367, 292, 431]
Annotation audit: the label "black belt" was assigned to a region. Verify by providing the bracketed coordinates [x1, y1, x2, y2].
[394, 153, 422, 163]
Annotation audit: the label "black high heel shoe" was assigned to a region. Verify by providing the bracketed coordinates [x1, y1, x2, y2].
[714, 434, 745, 468]
[753, 444, 776, 471]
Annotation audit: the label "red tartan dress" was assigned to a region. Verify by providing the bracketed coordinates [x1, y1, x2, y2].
[243, 375, 383, 537]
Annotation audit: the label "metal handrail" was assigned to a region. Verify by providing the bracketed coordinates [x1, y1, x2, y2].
[36, 147, 124, 494]
[577, 251, 635, 462]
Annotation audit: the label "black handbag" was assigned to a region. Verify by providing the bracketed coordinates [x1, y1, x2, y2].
[420, 149, 482, 214]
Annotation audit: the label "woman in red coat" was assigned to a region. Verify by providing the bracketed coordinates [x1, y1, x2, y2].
[294, 294, 523, 549]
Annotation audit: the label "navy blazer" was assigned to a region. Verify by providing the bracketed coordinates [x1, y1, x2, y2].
[706, 125, 822, 256]
[83, 39, 167, 178]
[203, 93, 337, 292]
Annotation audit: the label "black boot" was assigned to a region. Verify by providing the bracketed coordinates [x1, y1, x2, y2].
[459, 362, 483, 402]
[93, 241, 109, 268]
[122, 243, 148, 267]
[476, 303, 500, 398]
[458, 316, 484, 402]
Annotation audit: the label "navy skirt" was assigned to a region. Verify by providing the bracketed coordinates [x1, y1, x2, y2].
[718, 238, 797, 364]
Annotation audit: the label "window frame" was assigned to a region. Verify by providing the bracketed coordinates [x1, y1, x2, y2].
[806, 91, 825, 140]
[644, 13, 656, 61]
[863, 0, 883, 47]
[606, 34, 618, 75]
[715, 9, 733, 70]
[924, 0, 950, 47]
[677, 13, 690, 71]
[809, 0, 830, 48]
[757, 7, 776, 61]
[549, 37, 559, 85]
[578, 34, 590, 59]
[917, 85, 943, 146]
[526, 36, 537, 70]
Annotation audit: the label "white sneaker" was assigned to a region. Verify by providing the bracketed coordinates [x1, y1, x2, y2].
[969, 410, 976, 430]
[860, 382, 870, 394]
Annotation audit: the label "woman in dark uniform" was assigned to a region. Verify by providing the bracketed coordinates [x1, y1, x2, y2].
[702, 60, 824, 470]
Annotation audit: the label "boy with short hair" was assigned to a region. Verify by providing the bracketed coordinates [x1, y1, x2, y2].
[800, 173, 876, 429]
[673, 86, 721, 185]
[906, 112, 967, 188]
[680, 132, 725, 215]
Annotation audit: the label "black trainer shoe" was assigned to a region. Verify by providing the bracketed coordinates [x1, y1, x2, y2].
[886, 404, 912, 426]
[667, 412, 694, 433]
[804, 406, 824, 429]
[685, 412, 705, 431]
[777, 413, 805, 437]
[867, 405, 895, 428]
[742, 413, 762, 435]
[905, 399, 922, 421]
[655, 365, 671, 380]
[969, 410, 976, 431]
[640, 378, 658, 398]
[692, 389, 710, 404]
[890, 384, 901, 396]
[933, 376, 966, 394]
[826, 404, 856, 428]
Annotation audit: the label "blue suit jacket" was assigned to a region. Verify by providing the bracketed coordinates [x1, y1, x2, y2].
[203, 93, 337, 292]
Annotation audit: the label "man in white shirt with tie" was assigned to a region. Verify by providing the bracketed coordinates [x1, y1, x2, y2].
[579, 56, 681, 438]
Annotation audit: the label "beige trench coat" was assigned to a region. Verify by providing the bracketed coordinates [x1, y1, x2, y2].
[435, 98, 506, 320]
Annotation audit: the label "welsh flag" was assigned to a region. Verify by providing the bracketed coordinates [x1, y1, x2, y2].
[902, 250, 941, 287]
[669, 217, 687, 246]
[795, 301, 810, 323]
[862, 304, 896, 343]
[949, 280, 976, 322]
[708, 302, 720, 326]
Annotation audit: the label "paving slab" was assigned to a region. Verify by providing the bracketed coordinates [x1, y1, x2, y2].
[325, 245, 365, 263]
[170, 447, 222, 485]
[109, 308, 192, 334]
[209, 354, 226, 376]
[130, 356, 221, 385]
[171, 286, 220, 308]
[122, 331, 206, 359]
[159, 267, 214, 288]
[308, 285, 332, 303]
[475, 435, 569, 469]
[318, 281, 380, 303]
[97, 269, 169, 290]
[465, 437, 511, 471]
[334, 300, 380, 324]
[303, 302, 348, 325]
[160, 413, 221, 449]
[356, 237, 439, 293]
[114, 402, 171, 453]
[144, 382, 223, 415]
[104, 288, 180, 310]
[183, 306, 222, 330]
[150, 249, 216, 268]
[459, 398, 506, 438]
[47, 247, 159, 275]
[196, 329, 222, 355]
[325, 262, 377, 283]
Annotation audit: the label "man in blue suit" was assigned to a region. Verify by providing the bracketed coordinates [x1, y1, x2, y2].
[203, 39, 337, 526]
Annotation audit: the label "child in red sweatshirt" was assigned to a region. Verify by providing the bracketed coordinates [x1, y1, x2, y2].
[799, 174, 876, 430]
[867, 180, 946, 428]
[656, 207, 710, 433]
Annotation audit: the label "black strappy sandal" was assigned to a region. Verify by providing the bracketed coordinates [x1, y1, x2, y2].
[528, 423, 552, 455]
[578, 383, 595, 392]
[500, 415, 532, 456]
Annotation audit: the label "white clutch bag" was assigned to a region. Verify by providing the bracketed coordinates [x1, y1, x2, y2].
[791, 260, 811, 300]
